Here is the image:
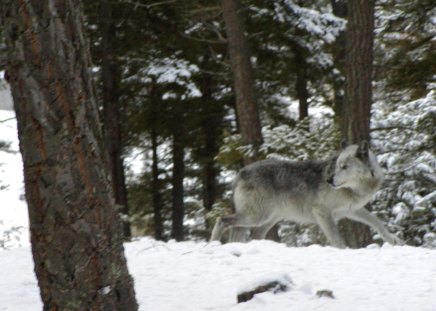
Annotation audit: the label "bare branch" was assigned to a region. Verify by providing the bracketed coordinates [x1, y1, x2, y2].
[179, 32, 226, 45]
[187, 6, 221, 15]
[123, 0, 176, 9]
[386, 159, 435, 175]
[0, 117, 15, 123]
[371, 126, 414, 132]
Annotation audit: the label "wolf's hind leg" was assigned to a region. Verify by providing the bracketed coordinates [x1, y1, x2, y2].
[251, 221, 277, 240]
[228, 227, 249, 242]
[210, 215, 241, 242]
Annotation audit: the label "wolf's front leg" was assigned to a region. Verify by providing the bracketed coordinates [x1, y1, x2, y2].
[210, 216, 225, 241]
[313, 207, 346, 249]
[210, 215, 236, 241]
[347, 208, 403, 246]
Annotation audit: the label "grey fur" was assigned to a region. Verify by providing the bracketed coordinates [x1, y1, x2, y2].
[210, 143, 401, 248]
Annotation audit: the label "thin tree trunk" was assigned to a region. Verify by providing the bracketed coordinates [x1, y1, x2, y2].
[171, 133, 185, 241]
[295, 49, 309, 121]
[200, 73, 219, 212]
[294, 2, 309, 121]
[151, 129, 164, 240]
[1, 1, 138, 309]
[203, 122, 219, 212]
[221, 0, 263, 165]
[339, 0, 375, 248]
[331, 0, 347, 126]
[100, 0, 131, 239]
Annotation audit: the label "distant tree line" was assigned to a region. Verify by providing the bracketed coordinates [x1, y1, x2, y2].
[82, 0, 435, 246]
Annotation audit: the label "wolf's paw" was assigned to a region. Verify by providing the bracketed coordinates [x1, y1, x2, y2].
[385, 234, 404, 246]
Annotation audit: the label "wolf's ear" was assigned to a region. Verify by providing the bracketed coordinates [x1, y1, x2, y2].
[357, 140, 369, 161]
[341, 140, 349, 150]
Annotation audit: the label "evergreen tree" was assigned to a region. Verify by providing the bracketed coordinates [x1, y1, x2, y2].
[376, 0, 436, 101]
[75, 0, 434, 246]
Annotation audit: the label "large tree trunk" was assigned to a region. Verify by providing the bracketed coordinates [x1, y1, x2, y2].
[339, 0, 375, 248]
[171, 132, 185, 241]
[342, 0, 374, 143]
[100, 0, 131, 239]
[221, 0, 263, 165]
[1, 1, 138, 309]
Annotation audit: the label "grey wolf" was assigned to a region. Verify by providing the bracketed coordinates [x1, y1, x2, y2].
[210, 142, 401, 248]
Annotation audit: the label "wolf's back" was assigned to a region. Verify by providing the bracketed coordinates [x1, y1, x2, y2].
[234, 158, 336, 194]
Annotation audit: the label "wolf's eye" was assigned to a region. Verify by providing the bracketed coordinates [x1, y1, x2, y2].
[341, 164, 348, 170]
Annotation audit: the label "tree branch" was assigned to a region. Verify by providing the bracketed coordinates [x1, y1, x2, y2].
[371, 126, 414, 132]
[123, 0, 176, 9]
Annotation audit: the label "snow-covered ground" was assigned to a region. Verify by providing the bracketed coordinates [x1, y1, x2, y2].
[0, 238, 436, 311]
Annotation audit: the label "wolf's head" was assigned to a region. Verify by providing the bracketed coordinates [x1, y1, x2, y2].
[327, 141, 384, 192]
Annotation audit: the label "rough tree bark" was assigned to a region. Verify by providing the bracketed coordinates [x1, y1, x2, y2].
[339, 0, 375, 248]
[221, 0, 263, 165]
[342, 0, 374, 143]
[100, 0, 131, 239]
[1, 1, 138, 309]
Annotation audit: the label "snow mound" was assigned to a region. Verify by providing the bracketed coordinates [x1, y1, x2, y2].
[237, 271, 293, 303]
[237, 272, 293, 296]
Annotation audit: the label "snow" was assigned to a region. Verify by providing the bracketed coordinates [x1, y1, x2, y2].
[256, 1, 346, 71]
[1, 238, 436, 310]
[0, 110, 30, 248]
[130, 56, 202, 100]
